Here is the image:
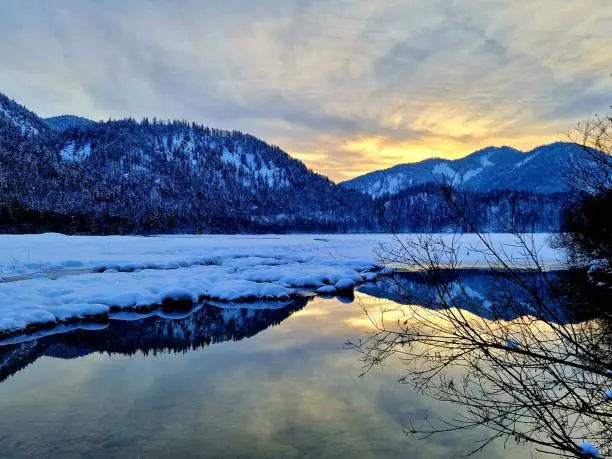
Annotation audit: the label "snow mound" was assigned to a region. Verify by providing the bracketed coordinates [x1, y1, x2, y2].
[0, 236, 387, 336]
[316, 285, 337, 294]
[0, 233, 562, 337]
[335, 278, 356, 290]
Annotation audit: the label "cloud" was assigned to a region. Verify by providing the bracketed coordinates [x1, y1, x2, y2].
[0, 0, 611, 181]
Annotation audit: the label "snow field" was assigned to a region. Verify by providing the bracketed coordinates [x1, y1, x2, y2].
[0, 233, 562, 337]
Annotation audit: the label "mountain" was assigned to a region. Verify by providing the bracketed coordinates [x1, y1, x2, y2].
[0, 93, 50, 137]
[0, 90, 585, 233]
[376, 183, 567, 232]
[341, 143, 581, 197]
[45, 115, 95, 132]
[0, 92, 376, 233]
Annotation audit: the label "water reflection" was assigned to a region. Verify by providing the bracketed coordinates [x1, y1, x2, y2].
[2, 270, 601, 458]
[359, 269, 593, 323]
[0, 270, 577, 383]
[0, 299, 310, 382]
[352, 269, 612, 458]
[0, 292, 528, 459]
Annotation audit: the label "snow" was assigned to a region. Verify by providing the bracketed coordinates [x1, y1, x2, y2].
[59, 141, 92, 162]
[588, 259, 609, 274]
[432, 162, 494, 186]
[432, 163, 458, 182]
[335, 278, 356, 290]
[221, 147, 241, 167]
[463, 158, 493, 182]
[221, 147, 288, 188]
[0, 233, 563, 336]
[0, 106, 40, 136]
[579, 442, 601, 458]
[316, 285, 337, 294]
[462, 167, 482, 182]
[480, 155, 494, 167]
[0, 233, 561, 279]
[514, 153, 536, 168]
[0, 261, 376, 334]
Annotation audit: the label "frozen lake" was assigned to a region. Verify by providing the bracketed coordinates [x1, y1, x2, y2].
[0, 233, 561, 338]
[0, 234, 569, 457]
[0, 282, 533, 458]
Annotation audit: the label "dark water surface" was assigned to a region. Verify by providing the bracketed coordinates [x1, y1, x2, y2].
[0, 275, 536, 459]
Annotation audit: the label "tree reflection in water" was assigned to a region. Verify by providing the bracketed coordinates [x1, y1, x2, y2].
[1, 260, 610, 457]
[351, 234, 611, 458]
[0, 298, 310, 383]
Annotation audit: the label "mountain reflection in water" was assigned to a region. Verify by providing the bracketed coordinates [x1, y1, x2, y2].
[0, 298, 310, 382]
[360, 269, 591, 323]
[0, 269, 582, 459]
[0, 269, 576, 384]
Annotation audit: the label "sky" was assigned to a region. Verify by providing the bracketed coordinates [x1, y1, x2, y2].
[1, 0, 611, 182]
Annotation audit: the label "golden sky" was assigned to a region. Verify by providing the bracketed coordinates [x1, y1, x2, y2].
[1, 0, 611, 181]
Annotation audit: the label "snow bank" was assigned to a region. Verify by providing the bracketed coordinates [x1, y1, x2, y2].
[0, 233, 561, 279]
[0, 233, 389, 279]
[0, 233, 563, 336]
[0, 250, 381, 335]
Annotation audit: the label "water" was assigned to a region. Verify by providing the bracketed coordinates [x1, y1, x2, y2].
[0, 274, 539, 459]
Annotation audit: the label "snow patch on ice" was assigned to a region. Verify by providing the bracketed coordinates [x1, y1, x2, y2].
[0, 233, 562, 336]
[0, 235, 391, 335]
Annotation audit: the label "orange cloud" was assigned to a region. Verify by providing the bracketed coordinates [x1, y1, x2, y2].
[2, 0, 611, 184]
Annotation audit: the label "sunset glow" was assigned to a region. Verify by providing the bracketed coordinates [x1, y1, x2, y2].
[1, 1, 611, 181]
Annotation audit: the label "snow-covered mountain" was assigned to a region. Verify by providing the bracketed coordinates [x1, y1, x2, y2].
[0, 92, 376, 233]
[0, 90, 583, 233]
[0, 93, 51, 137]
[341, 143, 581, 197]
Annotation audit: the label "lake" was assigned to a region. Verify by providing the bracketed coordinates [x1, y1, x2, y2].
[0, 273, 535, 459]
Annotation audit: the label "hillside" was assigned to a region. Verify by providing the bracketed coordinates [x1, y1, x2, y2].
[45, 115, 95, 132]
[341, 143, 581, 197]
[0, 93, 51, 137]
[0, 92, 376, 233]
[0, 91, 583, 234]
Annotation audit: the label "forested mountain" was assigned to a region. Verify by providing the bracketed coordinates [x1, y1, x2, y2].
[0, 91, 579, 233]
[45, 115, 95, 132]
[378, 184, 568, 233]
[341, 143, 583, 197]
[0, 92, 51, 137]
[0, 92, 376, 233]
